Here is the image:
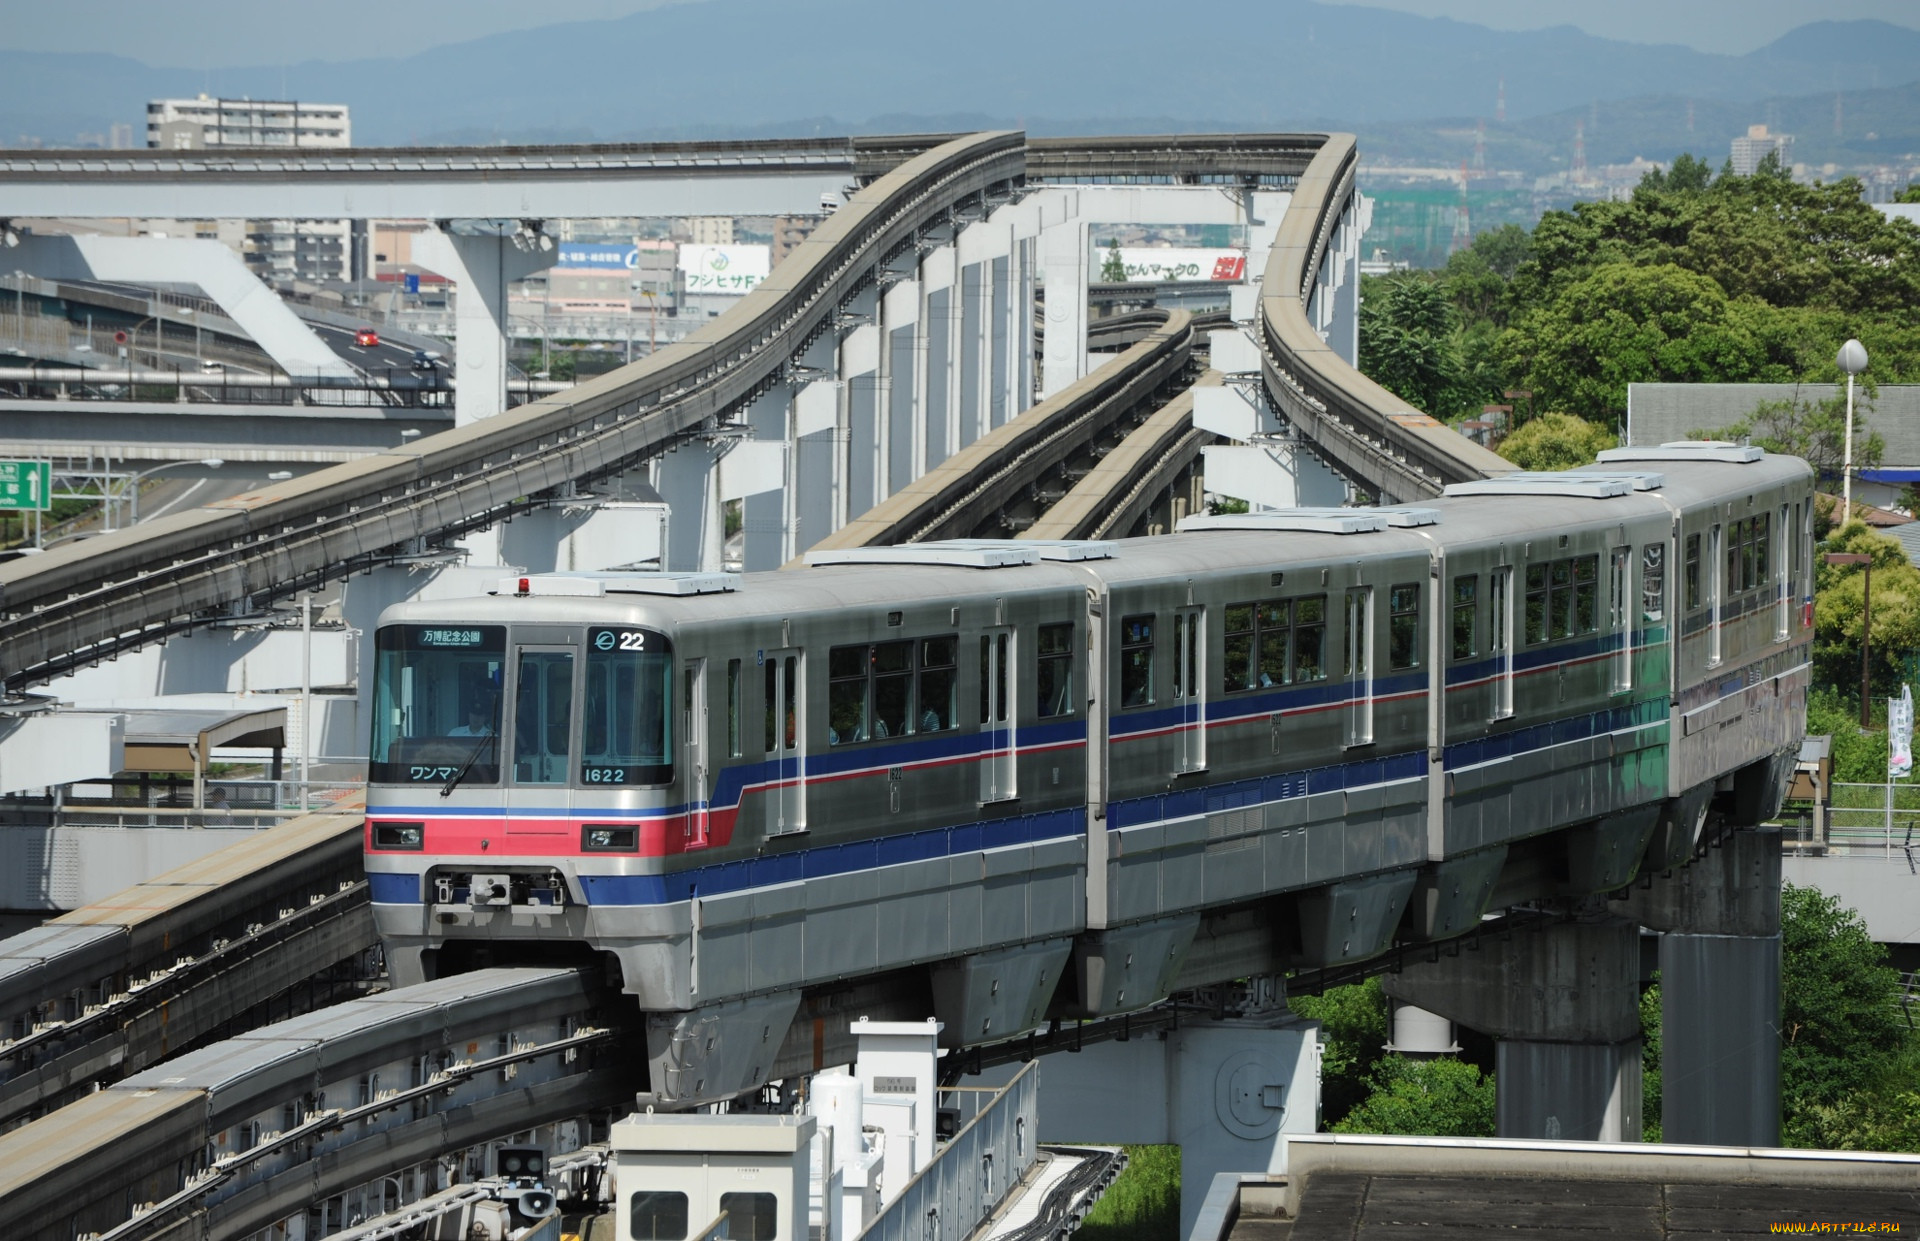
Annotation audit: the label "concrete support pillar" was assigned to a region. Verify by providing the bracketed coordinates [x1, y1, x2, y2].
[742, 387, 794, 572]
[918, 243, 958, 472]
[1622, 827, 1782, 1147]
[413, 226, 558, 426]
[979, 1013, 1319, 1240]
[880, 276, 920, 499]
[655, 439, 728, 572]
[1383, 913, 1643, 1141]
[837, 286, 880, 529]
[1037, 203, 1087, 399]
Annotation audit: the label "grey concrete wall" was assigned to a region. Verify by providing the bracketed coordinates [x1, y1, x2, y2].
[1781, 854, 1920, 944]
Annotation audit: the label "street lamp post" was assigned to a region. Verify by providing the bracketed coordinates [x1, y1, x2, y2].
[1838, 338, 1870, 521]
[1826, 550, 1874, 727]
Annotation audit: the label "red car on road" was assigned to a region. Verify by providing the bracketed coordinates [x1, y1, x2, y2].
[354, 327, 380, 347]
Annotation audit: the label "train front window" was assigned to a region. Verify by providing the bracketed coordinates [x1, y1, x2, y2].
[581, 626, 673, 786]
[370, 625, 506, 785]
[513, 650, 575, 785]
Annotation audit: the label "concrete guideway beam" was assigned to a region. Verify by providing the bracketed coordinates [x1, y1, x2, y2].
[1384, 912, 1643, 1141]
[1623, 827, 1783, 1147]
[9, 233, 357, 380]
[412, 226, 560, 426]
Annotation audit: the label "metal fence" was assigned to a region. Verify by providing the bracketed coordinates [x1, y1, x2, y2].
[1784, 782, 1920, 859]
[856, 1063, 1040, 1241]
[1, 778, 362, 831]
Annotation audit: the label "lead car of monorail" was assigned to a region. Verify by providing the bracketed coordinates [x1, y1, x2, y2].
[364, 443, 1812, 1102]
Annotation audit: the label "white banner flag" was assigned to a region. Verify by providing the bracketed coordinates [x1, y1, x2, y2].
[1891, 684, 1913, 779]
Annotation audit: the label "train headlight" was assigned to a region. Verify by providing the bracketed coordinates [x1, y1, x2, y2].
[372, 822, 424, 850]
[582, 824, 639, 852]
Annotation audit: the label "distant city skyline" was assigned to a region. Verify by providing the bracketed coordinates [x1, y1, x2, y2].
[3, 0, 1915, 68]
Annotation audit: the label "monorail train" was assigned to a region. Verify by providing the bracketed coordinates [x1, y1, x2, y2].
[364, 443, 1812, 1098]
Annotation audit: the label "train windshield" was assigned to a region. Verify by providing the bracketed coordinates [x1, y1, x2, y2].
[581, 626, 674, 785]
[370, 625, 507, 785]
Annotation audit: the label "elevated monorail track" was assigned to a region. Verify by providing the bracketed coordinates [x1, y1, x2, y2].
[810, 309, 1199, 551]
[0, 132, 1025, 690]
[0, 130, 1503, 692]
[0, 966, 637, 1241]
[0, 809, 375, 1129]
[1257, 135, 1511, 500]
[1022, 371, 1223, 542]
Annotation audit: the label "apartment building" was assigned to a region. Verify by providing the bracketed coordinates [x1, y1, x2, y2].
[145, 96, 354, 284]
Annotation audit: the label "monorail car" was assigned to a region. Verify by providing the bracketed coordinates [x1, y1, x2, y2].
[365, 444, 1812, 1099]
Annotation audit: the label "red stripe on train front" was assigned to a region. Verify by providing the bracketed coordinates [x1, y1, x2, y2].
[366, 807, 741, 858]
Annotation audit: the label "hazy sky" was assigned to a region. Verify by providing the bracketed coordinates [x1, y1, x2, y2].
[4, 0, 1915, 65]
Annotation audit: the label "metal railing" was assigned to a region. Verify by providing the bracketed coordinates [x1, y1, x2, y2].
[856, 1062, 1039, 1241]
[1786, 782, 1920, 859]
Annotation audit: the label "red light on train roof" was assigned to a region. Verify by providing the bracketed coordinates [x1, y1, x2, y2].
[517, 577, 531, 596]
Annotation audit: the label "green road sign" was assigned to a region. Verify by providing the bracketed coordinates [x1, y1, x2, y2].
[0, 460, 52, 511]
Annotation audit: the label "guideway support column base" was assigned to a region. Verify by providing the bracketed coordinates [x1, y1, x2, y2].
[1383, 912, 1642, 1141]
[1621, 826, 1782, 1147]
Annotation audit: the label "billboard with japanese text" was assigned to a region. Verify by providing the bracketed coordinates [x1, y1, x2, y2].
[1097, 248, 1248, 283]
[678, 244, 772, 296]
[556, 243, 639, 271]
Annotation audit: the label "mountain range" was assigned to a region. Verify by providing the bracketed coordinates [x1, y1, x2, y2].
[2, 2, 1917, 152]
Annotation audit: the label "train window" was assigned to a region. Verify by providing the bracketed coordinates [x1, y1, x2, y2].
[1224, 597, 1325, 691]
[874, 640, 913, 738]
[1389, 584, 1421, 669]
[720, 1193, 780, 1241]
[1524, 564, 1547, 645]
[1549, 560, 1574, 639]
[829, 645, 873, 744]
[580, 627, 673, 786]
[1642, 544, 1665, 622]
[1573, 556, 1598, 633]
[1684, 533, 1701, 611]
[727, 659, 743, 758]
[831, 637, 957, 743]
[1452, 576, 1476, 660]
[369, 625, 506, 785]
[631, 1190, 689, 1241]
[1293, 596, 1326, 682]
[1119, 615, 1155, 708]
[1523, 557, 1593, 643]
[921, 637, 958, 730]
[1037, 624, 1074, 717]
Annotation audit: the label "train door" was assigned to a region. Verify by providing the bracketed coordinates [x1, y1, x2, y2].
[681, 658, 709, 847]
[1490, 565, 1514, 719]
[980, 627, 1016, 803]
[763, 649, 805, 835]
[1344, 585, 1373, 747]
[508, 637, 578, 832]
[1610, 546, 1632, 693]
[1171, 606, 1206, 773]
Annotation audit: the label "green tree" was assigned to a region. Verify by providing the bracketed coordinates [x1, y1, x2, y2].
[1779, 883, 1912, 1147]
[1640, 976, 1662, 1143]
[1495, 411, 1615, 472]
[1694, 392, 1884, 491]
[1288, 978, 1388, 1127]
[1077, 1145, 1180, 1241]
[1359, 273, 1461, 417]
[1500, 262, 1774, 427]
[1806, 687, 1888, 783]
[1898, 183, 1920, 205]
[1100, 239, 1127, 284]
[1811, 524, 1920, 702]
[1332, 1056, 1496, 1138]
